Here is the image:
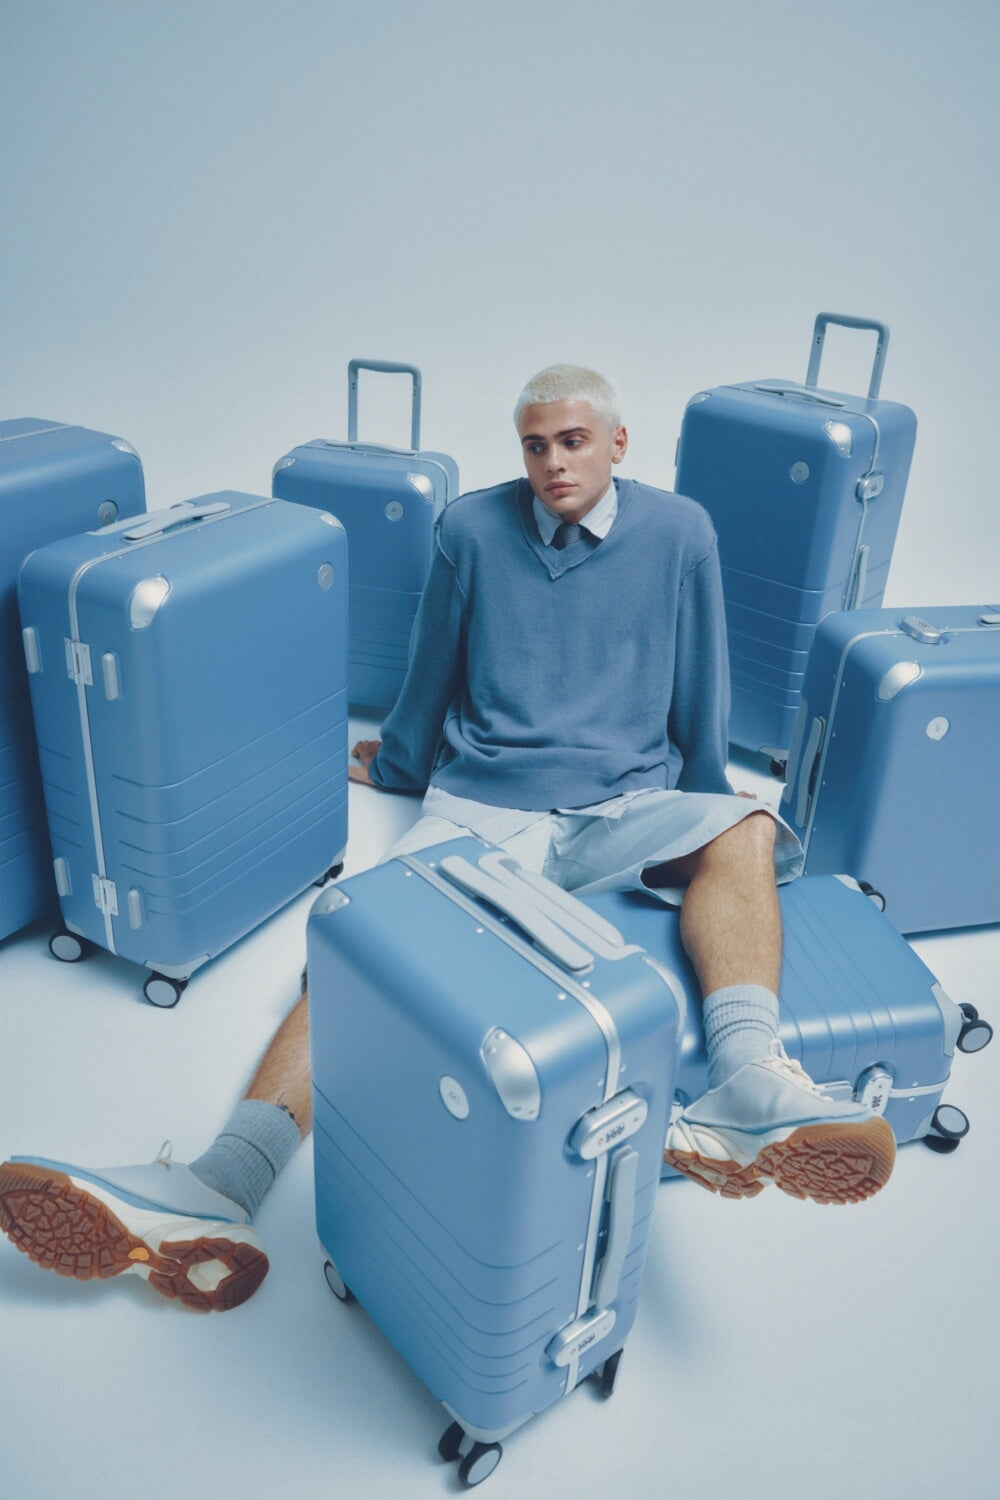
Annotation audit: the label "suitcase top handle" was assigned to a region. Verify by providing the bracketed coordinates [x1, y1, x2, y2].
[437, 850, 642, 975]
[122, 500, 231, 542]
[347, 359, 422, 452]
[805, 313, 890, 401]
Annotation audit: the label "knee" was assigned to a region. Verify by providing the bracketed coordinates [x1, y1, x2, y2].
[710, 808, 777, 869]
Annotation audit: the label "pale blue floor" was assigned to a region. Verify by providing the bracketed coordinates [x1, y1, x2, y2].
[1, 727, 998, 1500]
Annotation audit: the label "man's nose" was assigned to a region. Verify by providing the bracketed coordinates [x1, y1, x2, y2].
[546, 448, 565, 471]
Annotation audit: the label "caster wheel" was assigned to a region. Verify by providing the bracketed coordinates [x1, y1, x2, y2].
[858, 882, 886, 911]
[143, 973, 187, 1008]
[314, 862, 345, 887]
[769, 758, 787, 779]
[957, 1005, 993, 1053]
[924, 1102, 969, 1153]
[458, 1441, 503, 1487]
[49, 928, 92, 963]
[323, 1259, 353, 1302]
[600, 1348, 624, 1398]
[437, 1421, 465, 1463]
[923, 1133, 961, 1155]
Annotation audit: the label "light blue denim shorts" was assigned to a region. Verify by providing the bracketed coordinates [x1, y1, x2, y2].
[382, 786, 803, 906]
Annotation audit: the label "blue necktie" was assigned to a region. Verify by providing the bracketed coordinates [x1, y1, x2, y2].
[552, 522, 585, 550]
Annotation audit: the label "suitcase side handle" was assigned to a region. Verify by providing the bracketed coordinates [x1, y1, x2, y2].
[805, 313, 890, 400]
[347, 359, 422, 452]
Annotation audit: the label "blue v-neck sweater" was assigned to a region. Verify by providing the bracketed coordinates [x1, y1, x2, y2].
[370, 476, 732, 808]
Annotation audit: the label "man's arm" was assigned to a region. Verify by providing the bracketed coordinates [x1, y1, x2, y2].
[669, 541, 733, 795]
[358, 526, 468, 794]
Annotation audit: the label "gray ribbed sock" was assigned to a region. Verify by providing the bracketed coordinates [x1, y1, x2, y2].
[703, 984, 781, 1090]
[188, 1099, 302, 1219]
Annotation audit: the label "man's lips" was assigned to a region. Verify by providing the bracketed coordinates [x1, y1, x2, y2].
[546, 482, 574, 495]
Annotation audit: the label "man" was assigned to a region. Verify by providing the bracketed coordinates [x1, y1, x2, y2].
[0, 366, 895, 1314]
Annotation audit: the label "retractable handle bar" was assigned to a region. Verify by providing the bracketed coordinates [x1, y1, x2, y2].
[347, 359, 422, 451]
[805, 313, 890, 400]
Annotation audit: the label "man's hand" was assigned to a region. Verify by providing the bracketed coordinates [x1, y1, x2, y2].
[349, 740, 381, 785]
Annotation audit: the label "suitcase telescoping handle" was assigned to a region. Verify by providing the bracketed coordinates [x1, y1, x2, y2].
[347, 358, 422, 452]
[805, 312, 890, 400]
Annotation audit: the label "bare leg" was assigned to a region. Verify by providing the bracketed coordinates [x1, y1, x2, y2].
[643, 809, 781, 997]
[243, 993, 312, 1138]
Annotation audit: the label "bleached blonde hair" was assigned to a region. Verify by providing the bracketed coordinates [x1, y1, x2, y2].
[513, 364, 622, 431]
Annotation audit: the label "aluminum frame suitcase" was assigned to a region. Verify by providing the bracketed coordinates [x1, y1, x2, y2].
[272, 358, 459, 714]
[1, 418, 145, 943]
[582, 876, 992, 1179]
[307, 837, 682, 1483]
[17, 492, 348, 1005]
[779, 604, 1000, 933]
[674, 313, 917, 760]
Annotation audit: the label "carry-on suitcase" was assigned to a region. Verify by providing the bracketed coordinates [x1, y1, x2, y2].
[1, 418, 145, 943]
[778, 604, 1000, 933]
[272, 359, 459, 713]
[18, 493, 349, 1005]
[581, 875, 992, 1181]
[674, 313, 917, 762]
[307, 836, 683, 1485]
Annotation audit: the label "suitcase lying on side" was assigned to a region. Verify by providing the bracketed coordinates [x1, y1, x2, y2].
[0, 418, 145, 943]
[674, 313, 917, 761]
[18, 493, 348, 1005]
[308, 837, 683, 1485]
[582, 875, 992, 1182]
[779, 604, 1000, 933]
[272, 358, 459, 714]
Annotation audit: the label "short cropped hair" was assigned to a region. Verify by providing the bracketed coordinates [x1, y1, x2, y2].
[513, 364, 622, 431]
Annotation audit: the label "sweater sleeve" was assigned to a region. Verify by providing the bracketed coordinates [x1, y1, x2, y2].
[368, 528, 467, 793]
[668, 539, 733, 794]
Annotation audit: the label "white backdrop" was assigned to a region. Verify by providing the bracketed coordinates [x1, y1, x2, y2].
[2, 0, 998, 603]
[2, 4, 999, 1499]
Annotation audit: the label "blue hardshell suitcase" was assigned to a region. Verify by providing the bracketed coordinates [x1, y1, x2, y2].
[0, 419, 145, 943]
[17, 493, 348, 1005]
[307, 837, 683, 1481]
[272, 359, 459, 714]
[674, 313, 917, 760]
[779, 604, 1000, 934]
[582, 875, 991, 1178]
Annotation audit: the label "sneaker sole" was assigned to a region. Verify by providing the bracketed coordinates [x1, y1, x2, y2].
[665, 1115, 896, 1205]
[0, 1161, 269, 1311]
[662, 1149, 766, 1199]
[756, 1116, 896, 1204]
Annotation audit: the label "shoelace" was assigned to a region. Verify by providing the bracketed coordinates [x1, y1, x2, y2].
[154, 1140, 174, 1168]
[763, 1039, 825, 1096]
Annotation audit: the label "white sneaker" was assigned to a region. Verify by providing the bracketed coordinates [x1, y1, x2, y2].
[664, 1041, 896, 1204]
[0, 1144, 268, 1311]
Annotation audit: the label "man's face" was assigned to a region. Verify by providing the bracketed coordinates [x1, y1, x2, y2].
[517, 398, 628, 524]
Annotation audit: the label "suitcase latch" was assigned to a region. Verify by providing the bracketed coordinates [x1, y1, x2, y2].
[92, 875, 119, 917]
[65, 639, 93, 686]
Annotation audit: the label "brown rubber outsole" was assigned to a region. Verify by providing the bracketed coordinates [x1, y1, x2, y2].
[0, 1161, 269, 1311]
[665, 1115, 897, 1205]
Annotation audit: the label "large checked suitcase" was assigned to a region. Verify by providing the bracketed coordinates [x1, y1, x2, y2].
[674, 313, 917, 761]
[1, 418, 145, 943]
[582, 875, 992, 1183]
[272, 359, 459, 714]
[779, 604, 1000, 934]
[17, 493, 348, 1006]
[307, 837, 683, 1485]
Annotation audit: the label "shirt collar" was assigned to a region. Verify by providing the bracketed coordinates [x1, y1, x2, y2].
[532, 480, 618, 546]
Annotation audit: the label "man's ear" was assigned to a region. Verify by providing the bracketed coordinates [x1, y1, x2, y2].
[612, 425, 628, 464]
